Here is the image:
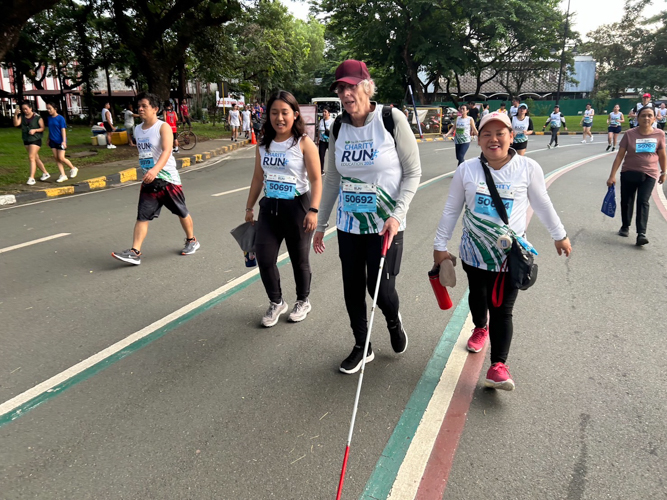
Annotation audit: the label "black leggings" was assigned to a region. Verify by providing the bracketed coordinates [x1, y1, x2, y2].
[318, 141, 329, 174]
[338, 230, 404, 345]
[462, 262, 519, 364]
[620, 171, 656, 235]
[255, 194, 312, 303]
[455, 142, 471, 165]
[549, 127, 560, 146]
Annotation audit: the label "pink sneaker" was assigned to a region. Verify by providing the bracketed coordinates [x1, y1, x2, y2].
[466, 326, 488, 353]
[485, 362, 515, 391]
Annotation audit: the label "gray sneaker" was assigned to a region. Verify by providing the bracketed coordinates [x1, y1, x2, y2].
[112, 248, 141, 265]
[262, 300, 289, 327]
[182, 238, 200, 255]
[288, 299, 312, 322]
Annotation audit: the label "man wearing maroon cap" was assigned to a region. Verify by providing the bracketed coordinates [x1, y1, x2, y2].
[629, 93, 654, 128]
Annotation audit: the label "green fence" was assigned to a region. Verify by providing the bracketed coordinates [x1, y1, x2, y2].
[431, 98, 642, 116]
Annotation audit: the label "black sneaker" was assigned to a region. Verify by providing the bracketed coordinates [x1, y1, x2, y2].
[636, 234, 649, 246]
[612, 146, 616, 152]
[618, 227, 629, 237]
[387, 313, 408, 354]
[606, 145, 612, 151]
[339, 344, 374, 374]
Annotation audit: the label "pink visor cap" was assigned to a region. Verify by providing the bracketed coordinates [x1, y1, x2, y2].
[478, 112, 512, 132]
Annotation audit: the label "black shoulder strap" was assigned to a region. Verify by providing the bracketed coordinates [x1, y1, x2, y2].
[479, 154, 509, 225]
[332, 106, 396, 141]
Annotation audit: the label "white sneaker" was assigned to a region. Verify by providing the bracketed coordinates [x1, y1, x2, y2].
[27, 177, 36, 186]
[40, 172, 51, 181]
[107, 144, 116, 149]
[69, 167, 78, 178]
[56, 174, 68, 183]
[262, 300, 289, 327]
[589, 137, 594, 143]
[288, 299, 312, 322]
[581, 139, 586, 144]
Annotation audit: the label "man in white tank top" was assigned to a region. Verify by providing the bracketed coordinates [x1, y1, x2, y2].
[112, 92, 200, 265]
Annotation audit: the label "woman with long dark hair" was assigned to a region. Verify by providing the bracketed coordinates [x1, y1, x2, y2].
[244, 91, 322, 327]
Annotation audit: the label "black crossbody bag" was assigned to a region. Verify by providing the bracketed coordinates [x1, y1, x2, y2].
[479, 155, 538, 299]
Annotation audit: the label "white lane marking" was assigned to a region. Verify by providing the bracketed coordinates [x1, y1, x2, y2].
[0, 225, 337, 419]
[386, 315, 473, 500]
[0, 233, 71, 254]
[527, 143, 583, 154]
[433, 146, 454, 151]
[212, 186, 250, 197]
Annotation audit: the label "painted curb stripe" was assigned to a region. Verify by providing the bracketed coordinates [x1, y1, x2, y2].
[360, 292, 470, 500]
[651, 183, 667, 222]
[44, 186, 74, 197]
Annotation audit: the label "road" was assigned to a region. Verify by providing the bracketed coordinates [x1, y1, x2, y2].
[1, 134, 666, 500]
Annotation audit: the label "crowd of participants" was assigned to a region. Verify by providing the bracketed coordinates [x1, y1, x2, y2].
[10, 61, 666, 389]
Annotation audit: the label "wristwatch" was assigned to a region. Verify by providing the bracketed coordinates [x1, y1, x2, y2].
[308, 207, 319, 213]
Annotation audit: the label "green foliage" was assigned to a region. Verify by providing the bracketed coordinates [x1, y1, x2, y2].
[591, 90, 611, 114]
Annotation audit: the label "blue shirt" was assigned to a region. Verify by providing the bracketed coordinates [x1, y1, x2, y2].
[48, 115, 67, 143]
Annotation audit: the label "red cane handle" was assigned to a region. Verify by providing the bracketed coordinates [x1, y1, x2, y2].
[381, 232, 390, 257]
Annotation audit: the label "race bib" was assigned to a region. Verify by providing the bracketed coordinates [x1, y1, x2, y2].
[583, 118, 592, 125]
[636, 138, 657, 154]
[610, 120, 620, 127]
[474, 183, 514, 219]
[550, 120, 560, 128]
[341, 182, 377, 213]
[265, 173, 297, 199]
[456, 127, 465, 136]
[137, 138, 155, 171]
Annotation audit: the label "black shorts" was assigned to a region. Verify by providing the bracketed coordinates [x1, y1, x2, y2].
[511, 141, 528, 151]
[103, 122, 114, 133]
[24, 140, 42, 147]
[48, 140, 65, 150]
[181, 116, 191, 126]
[137, 181, 189, 221]
[608, 126, 622, 134]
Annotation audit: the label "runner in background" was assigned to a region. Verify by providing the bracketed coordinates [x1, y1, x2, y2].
[468, 101, 480, 129]
[46, 102, 78, 182]
[444, 104, 478, 165]
[542, 104, 567, 149]
[124, 103, 139, 147]
[163, 101, 179, 153]
[656, 102, 666, 131]
[497, 102, 508, 114]
[481, 103, 490, 118]
[607, 106, 666, 246]
[228, 104, 241, 142]
[112, 92, 200, 265]
[244, 90, 321, 327]
[509, 97, 520, 119]
[510, 103, 533, 156]
[317, 107, 334, 175]
[606, 105, 624, 152]
[580, 103, 594, 143]
[179, 99, 192, 131]
[242, 105, 252, 139]
[13, 100, 49, 185]
[629, 93, 653, 128]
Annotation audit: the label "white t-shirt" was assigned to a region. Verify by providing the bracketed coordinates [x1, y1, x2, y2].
[509, 106, 518, 118]
[658, 108, 667, 124]
[124, 110, 135, 128]
[318, 117, 335, 142]
[102, 108, 112, 125]
[229, 110, 240, 127]
[134, 120, 180, 185]
[434, 153, 566, 269]
[259, 136, 309, 197]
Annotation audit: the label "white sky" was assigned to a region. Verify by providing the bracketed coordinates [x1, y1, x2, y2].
[282, 0, 667, 39]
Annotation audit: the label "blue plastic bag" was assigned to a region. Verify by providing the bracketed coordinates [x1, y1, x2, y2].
[601, 185, 616, 218]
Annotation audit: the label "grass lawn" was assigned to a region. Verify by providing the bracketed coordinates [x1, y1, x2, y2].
[0, 122, 231, 187]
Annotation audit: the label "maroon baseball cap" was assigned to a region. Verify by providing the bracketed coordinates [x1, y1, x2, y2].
[329, 60, 371, 91]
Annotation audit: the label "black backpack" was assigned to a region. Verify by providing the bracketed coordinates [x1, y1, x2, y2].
[332, 105, 395, 140]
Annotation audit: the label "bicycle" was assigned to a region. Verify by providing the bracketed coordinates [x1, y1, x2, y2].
[176, 125, 197, 151]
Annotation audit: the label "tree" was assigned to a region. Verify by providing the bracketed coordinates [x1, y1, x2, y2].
[0, 0, 61, 62]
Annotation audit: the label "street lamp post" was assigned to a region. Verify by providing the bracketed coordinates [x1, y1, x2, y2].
[555, 0, 571, 106]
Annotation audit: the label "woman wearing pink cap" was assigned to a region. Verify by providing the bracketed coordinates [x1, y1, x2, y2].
[313, 59, 422, 374]
[433, 112, 571, 390]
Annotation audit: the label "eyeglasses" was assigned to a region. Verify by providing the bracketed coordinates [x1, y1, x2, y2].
[334, 83, 358, 94]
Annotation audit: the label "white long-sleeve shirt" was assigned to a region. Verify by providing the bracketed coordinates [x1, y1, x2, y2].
[434, 153, 566, 268]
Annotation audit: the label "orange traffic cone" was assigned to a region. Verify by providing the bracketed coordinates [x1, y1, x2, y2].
[251, 129, 257, 145]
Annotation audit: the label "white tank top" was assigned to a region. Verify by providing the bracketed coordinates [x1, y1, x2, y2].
[583, 109, 594, 123]
[454, 117, 471, 144]
[512, 116, 530, 143]
[335, 104, 403, 234]
[134, 120, 180, 185]
[549, 112, 562, 128]
[609, 112, 622, 127]
[259, 136, 309, 197]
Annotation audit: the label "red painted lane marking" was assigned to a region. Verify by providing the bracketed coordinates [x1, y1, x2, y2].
[415, 343, 489, 499]
[651, 185, 667, 222]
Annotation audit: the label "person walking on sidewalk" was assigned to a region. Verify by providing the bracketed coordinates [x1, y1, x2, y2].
[179, 99, 192, 131]
[317, 107, 335, 175]
[112, 92, 200, 265]
[124, 103, 139, 146]
[445, 104, 478, 165]
[101, 102, 116, 149]
[606, 105, 624, 151]
[164, 101, 179, 153]
[510, 103, 534, 156]
[228, 104, 241, 141]
[13, 100, 50, 185]
[313, 59, 422, 374]
[244, 90, 322, 327]
[606, 106, 666, 246]
[46, 102, 78, 182]
[433, 112, 571, 391]
[242, 105, 252, 139]
[542, 105, 567, 148]
[628, 93, 653, 129]
[580, 103, 595, 143]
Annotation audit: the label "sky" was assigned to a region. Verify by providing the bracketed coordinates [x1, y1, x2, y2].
[282, 0, 667, 39]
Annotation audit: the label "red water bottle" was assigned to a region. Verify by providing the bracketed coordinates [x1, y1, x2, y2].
[429, 265, 453, 310]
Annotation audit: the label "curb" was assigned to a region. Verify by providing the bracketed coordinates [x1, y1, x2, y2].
[0, 139, 252, 207]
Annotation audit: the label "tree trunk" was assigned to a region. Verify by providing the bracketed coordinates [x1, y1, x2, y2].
[0, 0, 61, 62]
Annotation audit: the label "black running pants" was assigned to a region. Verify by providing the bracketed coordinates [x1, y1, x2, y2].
[620, 171, 656, 235]
[549, 127, 560, 146]
[462, 262, 519, 364]
[318, 141, 329, 174]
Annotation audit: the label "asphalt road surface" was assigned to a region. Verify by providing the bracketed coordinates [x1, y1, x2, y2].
[1, 133, 666, 500]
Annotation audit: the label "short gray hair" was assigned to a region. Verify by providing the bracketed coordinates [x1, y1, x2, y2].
[359, 79, 376, 98]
